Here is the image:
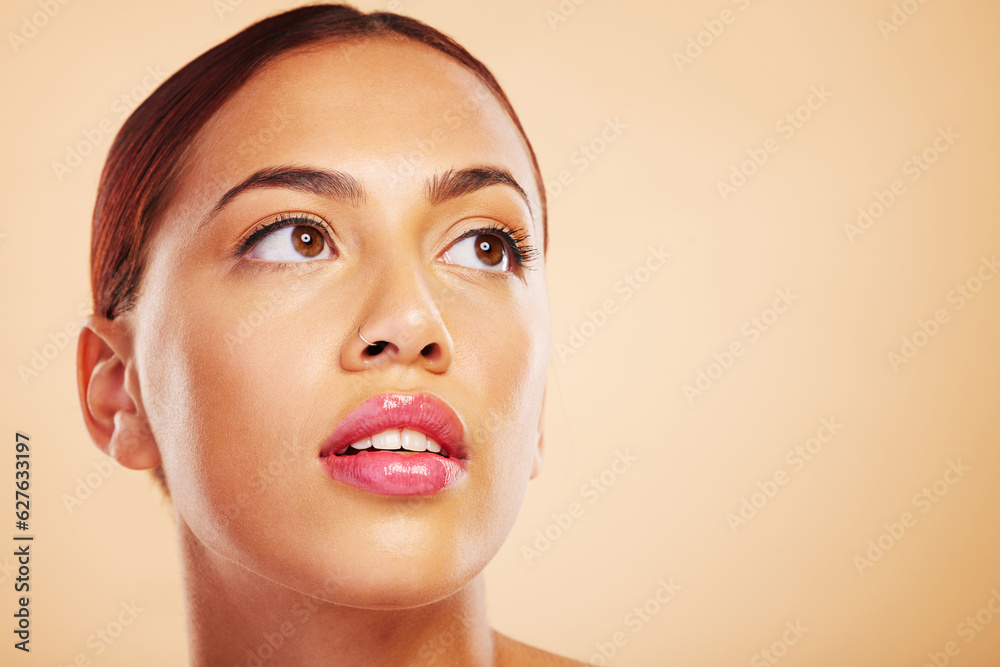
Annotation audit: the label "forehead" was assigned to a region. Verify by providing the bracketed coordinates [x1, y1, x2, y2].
[169, 36, 539, 225]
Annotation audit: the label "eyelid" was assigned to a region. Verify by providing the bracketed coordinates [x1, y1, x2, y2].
[234, 211, 336, 258]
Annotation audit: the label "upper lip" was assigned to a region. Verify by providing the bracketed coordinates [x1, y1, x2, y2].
[318, 392, 467, 460]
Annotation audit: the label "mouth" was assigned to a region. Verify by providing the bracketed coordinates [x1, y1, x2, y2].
[331, 427, 450, 457]
[318, 393, 468, 496]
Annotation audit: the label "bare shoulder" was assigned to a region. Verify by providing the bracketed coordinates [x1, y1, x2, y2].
[493, 630, 588, 666]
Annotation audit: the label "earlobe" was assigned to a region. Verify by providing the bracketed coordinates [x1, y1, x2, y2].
[77, 315, 161, 470]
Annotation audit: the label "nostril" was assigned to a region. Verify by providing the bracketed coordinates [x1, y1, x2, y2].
[420, 343, 438, 359]
[363, 341, 389, 356]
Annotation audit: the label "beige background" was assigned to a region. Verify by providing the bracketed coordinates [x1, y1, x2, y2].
[2, 0, 999, 665]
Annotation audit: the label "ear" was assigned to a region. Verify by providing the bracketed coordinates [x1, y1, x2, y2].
[76, 314, 160, 470]
[529, 385, 546, 480]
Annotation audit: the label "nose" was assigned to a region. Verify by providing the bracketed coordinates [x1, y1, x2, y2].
[341, 266, 453, 373]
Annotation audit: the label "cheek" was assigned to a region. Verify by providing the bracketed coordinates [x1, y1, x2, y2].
[453, 287, 551, 492]
[138, 287, 335, 545]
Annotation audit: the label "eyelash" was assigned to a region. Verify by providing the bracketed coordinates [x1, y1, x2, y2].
[234, 212, 333, 258]
[451, 222, 541, 271]
[234, 214, 540, 271]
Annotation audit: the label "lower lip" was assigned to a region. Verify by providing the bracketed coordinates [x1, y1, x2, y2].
[319, 451, 466, 496]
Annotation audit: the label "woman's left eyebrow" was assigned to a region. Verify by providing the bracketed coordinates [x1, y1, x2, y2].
[426, 167, 531, 213]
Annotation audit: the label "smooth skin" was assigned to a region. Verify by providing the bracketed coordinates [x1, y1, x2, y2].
[77, 36, 584, 666]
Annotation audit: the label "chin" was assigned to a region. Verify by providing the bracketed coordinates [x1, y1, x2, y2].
[269, 549, 487, 610]
[193, 508, 497, 609]
[325, 567, 480, 610]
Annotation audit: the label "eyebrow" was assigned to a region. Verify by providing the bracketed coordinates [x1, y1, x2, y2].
[205, 164, 532, 224]
[426, 167, 531, 212]
[210, 166, 365, 217]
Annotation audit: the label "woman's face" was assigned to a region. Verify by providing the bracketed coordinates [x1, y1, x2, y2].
[125, 37, 550, 607]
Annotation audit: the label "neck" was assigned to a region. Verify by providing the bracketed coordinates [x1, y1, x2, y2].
[176, 518, 497, 667]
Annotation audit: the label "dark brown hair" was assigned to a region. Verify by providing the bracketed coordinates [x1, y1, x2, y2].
[90, 4, 548, 493]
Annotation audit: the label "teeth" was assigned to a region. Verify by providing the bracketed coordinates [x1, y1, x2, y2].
[400, 429, 428, 452]
[371, 430, 401, 450]
[337, 428, 447, 456]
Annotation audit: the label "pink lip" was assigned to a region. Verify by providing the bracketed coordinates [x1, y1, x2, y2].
[318, 393, 468, 496]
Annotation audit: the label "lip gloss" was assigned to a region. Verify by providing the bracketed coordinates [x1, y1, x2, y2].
[318, 393, 468, 496]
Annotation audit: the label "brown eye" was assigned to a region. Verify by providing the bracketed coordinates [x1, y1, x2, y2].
[440, 231, 511, 273]
[474, 234, 505, 267]
[246, 218, 335, 263]
[292, 226, 324, 257]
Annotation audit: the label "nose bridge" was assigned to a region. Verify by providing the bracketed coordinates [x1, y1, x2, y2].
[346, 245, 453, 371]
[369, 251, 441, 338]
